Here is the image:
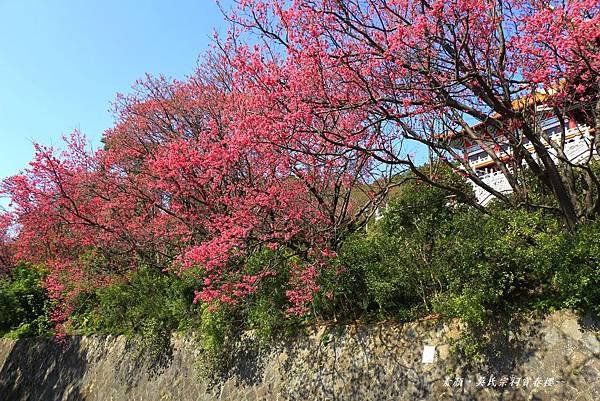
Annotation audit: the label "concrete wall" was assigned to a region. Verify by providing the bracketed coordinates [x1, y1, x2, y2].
[0, 310, 599, 401]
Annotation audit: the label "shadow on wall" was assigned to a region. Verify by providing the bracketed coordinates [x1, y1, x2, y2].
[0, 337, 87, 401]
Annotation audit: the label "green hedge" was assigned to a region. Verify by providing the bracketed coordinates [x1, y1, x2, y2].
[0, 263, 51, 338]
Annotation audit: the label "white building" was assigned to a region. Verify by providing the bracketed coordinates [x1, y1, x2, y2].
[454, 104, 596, 206]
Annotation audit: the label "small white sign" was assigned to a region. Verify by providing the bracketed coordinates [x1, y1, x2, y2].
[422, 345, 435, 363]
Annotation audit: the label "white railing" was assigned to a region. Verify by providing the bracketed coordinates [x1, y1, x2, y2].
[473, 171, 512, 206]
[466, 124, 596, 205]
[468, 124, 593, 169]
[556, 125, 591, 141]
[547, 127, 594, 164]
[470, 154, 492, 166]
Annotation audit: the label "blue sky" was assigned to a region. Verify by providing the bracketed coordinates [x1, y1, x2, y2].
[0, 0, 232, 206]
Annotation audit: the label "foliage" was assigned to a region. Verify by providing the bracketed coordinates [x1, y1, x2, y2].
[195, 303, 236, 378]
[69, 265, 200, 336]
[553, 220, 600, 314]
[332, 173, 598, 358]
[0, 263, 51, 338]
[332, 167, 468, 317]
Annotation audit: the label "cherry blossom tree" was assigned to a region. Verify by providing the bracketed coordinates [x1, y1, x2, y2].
[2, 62, 393, 315]
[103, 68, 394, 310]
[4, 0, 599, 325]
[227, 0, 600, 229]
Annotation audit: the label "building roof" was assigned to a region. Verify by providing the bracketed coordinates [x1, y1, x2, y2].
[437, 89, 558, 143]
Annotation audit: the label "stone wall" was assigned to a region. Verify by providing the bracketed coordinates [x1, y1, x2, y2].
[0, 310, 599, 401]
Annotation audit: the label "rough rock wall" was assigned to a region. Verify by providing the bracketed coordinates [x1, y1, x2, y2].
[0, 310, 599, 401]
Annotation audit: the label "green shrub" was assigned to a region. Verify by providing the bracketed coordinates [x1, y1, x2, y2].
[332, 172, 592, 359]
[553, 220, 600, 313]
[0, 263, 51, 337]
[196, 303, 235, 377]
[335, 232, 429, 319]
[436, 208, 567, 317]
[69, 264, 201, 362]
[333, 168, 471, 320]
